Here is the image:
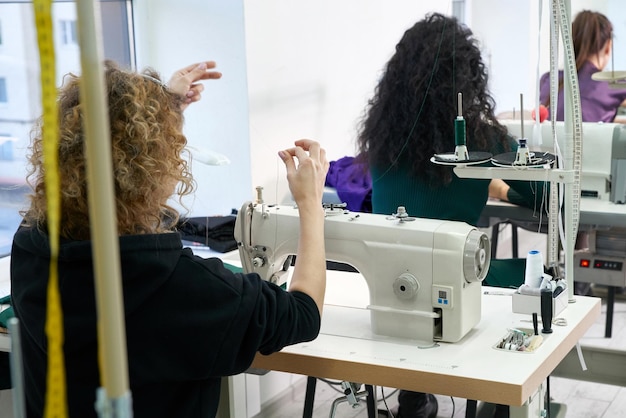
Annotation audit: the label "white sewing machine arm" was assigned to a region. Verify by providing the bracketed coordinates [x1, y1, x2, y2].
[234, 202, 490, 343]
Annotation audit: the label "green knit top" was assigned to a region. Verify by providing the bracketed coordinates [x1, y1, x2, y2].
[370, 138, 547, 226]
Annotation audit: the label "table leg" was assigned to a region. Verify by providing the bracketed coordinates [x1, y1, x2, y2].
[509, 381, 545, 418]
[303, 376, 317, 418]
[511, 224, 519, 258]
[365, 385, 376, 418]
[466, 399, 477, 418]
[491, 224, 500, 259]
[605, 286, 615, 338]
[494, 404, 510, 417]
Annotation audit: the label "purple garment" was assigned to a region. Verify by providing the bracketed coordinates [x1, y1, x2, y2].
[539, 61, 626, 122]
[324, 156, 372, 212]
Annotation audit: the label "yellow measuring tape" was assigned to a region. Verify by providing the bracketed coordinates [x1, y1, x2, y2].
[33, 1, 67, 417]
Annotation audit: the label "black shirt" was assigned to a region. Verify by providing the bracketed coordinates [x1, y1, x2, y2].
[11, 227, 320, 417]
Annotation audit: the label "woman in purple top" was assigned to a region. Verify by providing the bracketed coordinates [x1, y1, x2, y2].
[539, 10, 626, 122]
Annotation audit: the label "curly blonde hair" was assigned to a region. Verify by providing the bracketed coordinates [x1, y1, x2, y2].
[23, 60, 195, 239]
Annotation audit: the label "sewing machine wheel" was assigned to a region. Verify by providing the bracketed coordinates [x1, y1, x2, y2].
[393, 273, 420, 300]
[463, 230, 490, 283]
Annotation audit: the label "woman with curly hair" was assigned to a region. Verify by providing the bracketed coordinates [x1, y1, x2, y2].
[356, 13, 544, 418]
[358, 12, 542, 227]
[11, 60, 329, 418]
[22, 61, 198, 239]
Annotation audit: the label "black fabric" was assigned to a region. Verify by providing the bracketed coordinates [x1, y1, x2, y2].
[0, 351, 10, 390]
[176, 215, 238, 253]
[10, 227, 320, 418]
[396, 390, 438, 418]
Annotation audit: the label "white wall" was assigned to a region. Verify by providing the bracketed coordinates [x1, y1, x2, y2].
[470, 0, 536, 115]
[133, 0, 252, 217]
[608, 0, 626, 71]
[244, 0, 453, 203]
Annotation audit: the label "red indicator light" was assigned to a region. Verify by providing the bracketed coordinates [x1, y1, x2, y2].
[580, 259, 590, 268]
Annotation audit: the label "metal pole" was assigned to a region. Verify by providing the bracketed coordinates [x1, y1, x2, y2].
[8, 318, 25, 418]
[75, 0, 132, 416]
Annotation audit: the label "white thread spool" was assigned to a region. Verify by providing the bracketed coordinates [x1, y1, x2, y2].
[525, 250, 544, 288]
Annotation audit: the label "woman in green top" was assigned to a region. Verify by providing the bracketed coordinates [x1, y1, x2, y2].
[355, 13, 545, 418]
[356, 13, 545, 228]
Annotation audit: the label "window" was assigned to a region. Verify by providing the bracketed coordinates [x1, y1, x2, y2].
[0, 0, 133, 256]
[0, 135, 14, 161]
[60, 19, 77, 46]
[452, 0, 466, 24]
[0, 78, 6, 103]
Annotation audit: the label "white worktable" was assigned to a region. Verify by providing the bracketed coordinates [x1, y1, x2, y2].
[251, 269, 600, 410]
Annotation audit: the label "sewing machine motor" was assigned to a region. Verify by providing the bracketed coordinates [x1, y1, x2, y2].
[235, 202, 491, 343]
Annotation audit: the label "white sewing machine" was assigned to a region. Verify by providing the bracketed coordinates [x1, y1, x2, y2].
[501, 120, 626, 203]
[234, 201, 490, 343]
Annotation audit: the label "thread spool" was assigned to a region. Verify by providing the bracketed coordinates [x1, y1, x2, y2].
[525, 250, 544, 288]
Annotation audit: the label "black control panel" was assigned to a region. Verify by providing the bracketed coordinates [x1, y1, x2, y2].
[579, 258, 623, 271]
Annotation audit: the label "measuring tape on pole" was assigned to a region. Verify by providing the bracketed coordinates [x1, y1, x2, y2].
[33, 1, 68, 417]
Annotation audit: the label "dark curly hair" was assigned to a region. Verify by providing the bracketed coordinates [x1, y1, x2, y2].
[23, 60, 195, 239]
[357, 12, 511, 185]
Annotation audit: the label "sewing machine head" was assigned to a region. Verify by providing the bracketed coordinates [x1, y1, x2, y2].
[501, 120, 626, 203]
[235, 202, 490, 343]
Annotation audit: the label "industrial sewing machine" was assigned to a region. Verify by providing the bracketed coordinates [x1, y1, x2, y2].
[234, 200, 491, 343]
[501, 120, 626, 203]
